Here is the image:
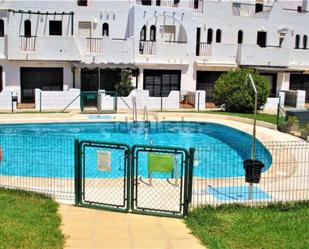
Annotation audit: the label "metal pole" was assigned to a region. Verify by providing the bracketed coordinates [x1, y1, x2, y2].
[246, 73, 258, 200]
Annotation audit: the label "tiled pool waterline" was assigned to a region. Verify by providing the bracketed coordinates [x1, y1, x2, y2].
[0, 121, 272, 179]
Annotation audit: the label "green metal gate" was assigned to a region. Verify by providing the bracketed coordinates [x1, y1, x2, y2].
[75, 140, 130, 212]
[131, 145, 193, 217]
[75, 140, 194, 217]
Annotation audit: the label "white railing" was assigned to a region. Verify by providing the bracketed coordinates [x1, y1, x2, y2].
[139, 41, 157, 55]
[20, 36, 36, 51]
[86, 38, 103, 53]
[198, 42, 212, 57]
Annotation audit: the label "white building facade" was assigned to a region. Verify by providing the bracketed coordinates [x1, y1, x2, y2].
[0, 0, 308, 110]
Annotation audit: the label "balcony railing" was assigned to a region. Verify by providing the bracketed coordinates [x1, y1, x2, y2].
[136, 0, 204, 12]
[20, 36, 37, 51]
[136, 0, 179, 7]
[86, 38, 103, 53]
[232, 3, 272, 18]
[139, 40, 156, 55]
[189, 0, 204, 13]
[197, 42, 212, 57]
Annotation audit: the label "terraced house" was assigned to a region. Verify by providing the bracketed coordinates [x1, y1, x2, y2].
[0, 0, 308, 111]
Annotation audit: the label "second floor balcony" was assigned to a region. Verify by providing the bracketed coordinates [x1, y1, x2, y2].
[196, 43, 238, 65]
[136, 40, 189, 64]
[78, 37, 134, 64]
[136, 0, 204, 13]
[232, 2, 272, 18]
[7, 35, 80, 61]
[236, 44, 290, 67]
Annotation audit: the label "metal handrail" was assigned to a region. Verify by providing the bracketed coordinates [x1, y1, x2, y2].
[144, 105, 149, 122]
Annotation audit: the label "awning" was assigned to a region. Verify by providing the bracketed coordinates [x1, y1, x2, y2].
[73, 62, 138, 70]
[288, 67, 309, 74]
[241, 65, 303, 73]
[195, 62, 238, 71]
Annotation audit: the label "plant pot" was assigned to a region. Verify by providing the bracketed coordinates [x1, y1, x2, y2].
[289, 122, 299, 132]
[301, 130, 309, 141]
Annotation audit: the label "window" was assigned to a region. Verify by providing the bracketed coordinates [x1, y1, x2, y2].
[49, 21, 62, 36]
[24, 20, 31, 37]
[194, 0, 199, 9]
[0, 66, 2, 92]
[78, 22, 91, 38]
[102, 23, 109, 36]
[295, 34, 300, 49]
[207, 29, 213, 44]
[255, 3, 263, 13]
[257, 31, 267, 47]
[0, 20, 4, 37]
[150, 25, 156, 41]
[238, 30, 243, 44]
[144, 70, 181, 97]
[174, 0, 180, 6]
[196, 27, 201, 56]
[140, 25, 147, 41]
[303, 35, 307, 49]
[279, 32, 285, 47]
[216, 29, 221, 43]
[141, 0, 151, 5]
[156, 0, 161, 6]
[77, 0, 87, 6]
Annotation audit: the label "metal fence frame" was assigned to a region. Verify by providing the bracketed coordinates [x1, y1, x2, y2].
[0, 132, 308, 216]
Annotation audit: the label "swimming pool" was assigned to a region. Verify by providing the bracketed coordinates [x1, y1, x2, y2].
[0, 122, 272, 178]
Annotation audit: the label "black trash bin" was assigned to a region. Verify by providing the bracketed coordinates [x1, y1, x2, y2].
[243, 159, 264, 184]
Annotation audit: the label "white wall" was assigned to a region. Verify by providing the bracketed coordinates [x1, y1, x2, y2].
[0, 90, 14, 111]
[35, 88, 80, 111]
[0, 0, 309, 100]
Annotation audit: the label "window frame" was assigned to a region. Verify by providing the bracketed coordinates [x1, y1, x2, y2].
[49, 20, 63, 36]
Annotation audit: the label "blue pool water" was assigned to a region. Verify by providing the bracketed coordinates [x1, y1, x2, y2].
[0, 122, 272, 178]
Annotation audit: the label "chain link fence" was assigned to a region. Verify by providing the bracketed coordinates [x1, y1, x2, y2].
[191, 141, 309, 207]
[0, 134, 75, 202]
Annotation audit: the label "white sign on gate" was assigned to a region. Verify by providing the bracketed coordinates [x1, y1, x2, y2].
[97, 151, 112, 172]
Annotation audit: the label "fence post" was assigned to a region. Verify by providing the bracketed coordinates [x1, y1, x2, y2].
[74, 139, 80, 206]
[185, 148, 195, 215]
[39, 91, 42, 113]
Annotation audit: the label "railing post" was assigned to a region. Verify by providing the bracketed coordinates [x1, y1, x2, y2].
[74, 139, 80, 206]
[185, 148, 195, 215]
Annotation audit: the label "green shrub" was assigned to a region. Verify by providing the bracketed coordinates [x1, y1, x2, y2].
[114, 70, 134, 96]
[213, 69, 270, 113]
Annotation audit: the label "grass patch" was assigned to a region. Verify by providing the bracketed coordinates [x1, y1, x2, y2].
[186, 202, 309, 249]
[0, 188, 64, 249]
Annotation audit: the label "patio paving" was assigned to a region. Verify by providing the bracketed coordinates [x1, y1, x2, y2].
[59, 204, 205, 249]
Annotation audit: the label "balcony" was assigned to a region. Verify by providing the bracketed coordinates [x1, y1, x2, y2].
[232, 2, 272, 18]
[139, 41, 157, 55]
[135, 0, 204, 13]
[289, 49, 309, 67]
[196, 43, 238, 65]
[78, 37, 134, 64]
[7, 35, 80, 61]
[136, 40, 189, 64]
[236, 44, 289, 67]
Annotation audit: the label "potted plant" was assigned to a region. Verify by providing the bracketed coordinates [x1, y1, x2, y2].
[300, 124, 309, 141]
[287, 116, 299, 132]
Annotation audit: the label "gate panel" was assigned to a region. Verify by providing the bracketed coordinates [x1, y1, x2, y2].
[131, 145, 191, 217]
[78, 141, 130, 212]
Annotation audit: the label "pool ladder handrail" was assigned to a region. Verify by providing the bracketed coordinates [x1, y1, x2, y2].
[144, 105, 149, 122]
[132, 97, 137, 123]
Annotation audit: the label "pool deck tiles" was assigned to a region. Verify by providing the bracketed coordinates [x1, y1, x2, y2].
[59, 204, 205, 249]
